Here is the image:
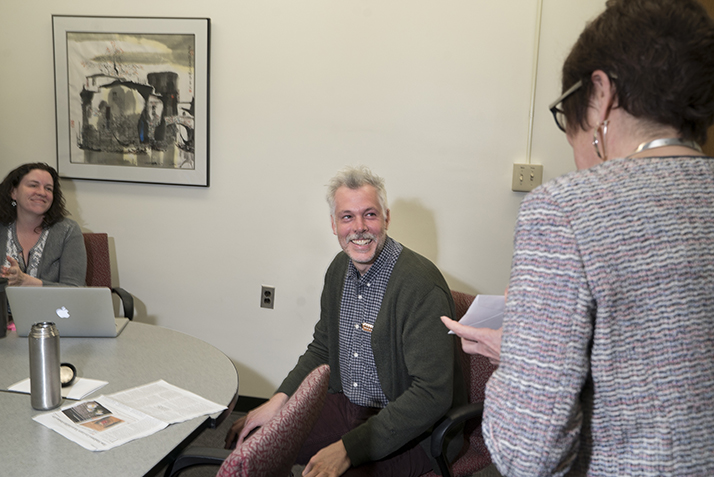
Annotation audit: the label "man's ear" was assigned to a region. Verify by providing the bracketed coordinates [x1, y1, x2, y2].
[330, 215, 337, 235]
[384, 209, 390, 229]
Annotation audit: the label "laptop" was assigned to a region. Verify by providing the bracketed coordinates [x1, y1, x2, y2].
[7, 287, 130, 338]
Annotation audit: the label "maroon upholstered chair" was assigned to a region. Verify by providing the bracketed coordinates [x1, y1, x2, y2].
[424, 290, 498, 477]
[167, 365, 330, 477]
[83, 233, 134, 320]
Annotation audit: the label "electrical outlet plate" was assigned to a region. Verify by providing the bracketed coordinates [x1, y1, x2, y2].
[261, 285, 275, 309]
[512, 164, 543, 192]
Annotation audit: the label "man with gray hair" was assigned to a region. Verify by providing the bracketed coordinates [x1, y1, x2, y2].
[226, 166, 465, 476]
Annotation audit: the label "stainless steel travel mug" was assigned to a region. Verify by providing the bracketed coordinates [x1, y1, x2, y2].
[29, 322, 62, 410]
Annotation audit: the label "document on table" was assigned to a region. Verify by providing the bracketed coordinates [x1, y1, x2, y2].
[9, 377, 108, 400]
[33, 380, 227, 451]
[109, 380, 227, 424]
[450, 294, 505, 332]
[33, 396, 167, 452]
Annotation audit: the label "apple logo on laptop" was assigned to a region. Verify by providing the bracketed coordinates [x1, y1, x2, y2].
[56, 306, 71, 319]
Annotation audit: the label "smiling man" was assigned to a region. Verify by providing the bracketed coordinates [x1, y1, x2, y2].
[226, 166, 466, 477]
[330, 177, 390, 274]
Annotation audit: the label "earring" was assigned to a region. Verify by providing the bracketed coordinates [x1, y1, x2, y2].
[592, 119, 609, 161]
[11, 200, 16, 207]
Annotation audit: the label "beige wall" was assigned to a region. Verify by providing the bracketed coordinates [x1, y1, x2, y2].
[0, 0, 604, 397]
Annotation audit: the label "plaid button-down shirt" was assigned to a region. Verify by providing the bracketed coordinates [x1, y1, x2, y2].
[338, 236, 403, 408]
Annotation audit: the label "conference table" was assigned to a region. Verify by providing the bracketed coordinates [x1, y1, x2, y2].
[0, 321, 239, 477]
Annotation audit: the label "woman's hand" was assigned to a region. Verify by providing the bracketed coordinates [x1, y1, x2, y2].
[441, 316, 502, 364]
[1, 256, 42, 287]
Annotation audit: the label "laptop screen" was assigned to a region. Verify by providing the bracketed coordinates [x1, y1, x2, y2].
[7, 287, 128, 337]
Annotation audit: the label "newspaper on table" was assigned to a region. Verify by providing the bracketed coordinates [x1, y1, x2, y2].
[33, 380, 227, 451]
[449, 294, 505, 332]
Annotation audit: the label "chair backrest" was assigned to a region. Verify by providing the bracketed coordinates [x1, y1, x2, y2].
[450, 290, 497, 473]
[451, 290, 499, 405]
[83, 233, 112, 288]
[217, 365, 331, 477]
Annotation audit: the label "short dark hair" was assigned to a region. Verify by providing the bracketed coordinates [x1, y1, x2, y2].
[561, 0, 714, 144]
[0, 163, 68, 227]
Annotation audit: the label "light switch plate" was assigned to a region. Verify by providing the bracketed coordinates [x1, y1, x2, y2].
[512, 164, 543, 192]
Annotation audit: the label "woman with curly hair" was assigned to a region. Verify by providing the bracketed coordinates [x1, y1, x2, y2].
[0, 163, 86, 287]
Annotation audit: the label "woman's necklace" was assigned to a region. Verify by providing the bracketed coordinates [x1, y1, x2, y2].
[627, 137, 702, 158]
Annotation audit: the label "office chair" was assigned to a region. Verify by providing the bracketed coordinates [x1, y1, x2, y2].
[83, 233, 134, 320]
[166, 364, 330, 477]
[424, 290, 498, 477]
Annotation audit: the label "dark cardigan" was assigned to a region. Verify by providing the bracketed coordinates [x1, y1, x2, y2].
[0, 218, 86, 287]
[277, 245, 466, 469]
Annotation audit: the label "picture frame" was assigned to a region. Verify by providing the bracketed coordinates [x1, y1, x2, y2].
[52, 15, 210, 187]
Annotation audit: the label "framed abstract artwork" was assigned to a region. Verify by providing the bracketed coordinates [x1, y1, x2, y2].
[52, 15, 210, 187]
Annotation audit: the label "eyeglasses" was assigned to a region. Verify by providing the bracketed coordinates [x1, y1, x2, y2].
[548, 80, 582, 133]
[548, 73, 618, 133]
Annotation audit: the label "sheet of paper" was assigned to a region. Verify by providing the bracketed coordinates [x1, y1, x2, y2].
[33, 396, 167, 451]
[9, 377, 108, 400]
[108, 380, 227, 424]
[450, 294, 505, 332]
[32, 380, 227, 451]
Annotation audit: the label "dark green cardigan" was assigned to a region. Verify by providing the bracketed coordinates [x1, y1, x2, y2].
[277, 245, 466, 470]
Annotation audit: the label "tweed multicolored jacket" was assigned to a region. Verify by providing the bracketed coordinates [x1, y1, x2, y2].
[484, 156, 714, 476]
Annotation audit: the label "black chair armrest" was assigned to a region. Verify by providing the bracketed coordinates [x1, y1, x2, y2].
[111, 287, 134, 321]
[165, 446, 232, 477]
[431, 402, 484, 477]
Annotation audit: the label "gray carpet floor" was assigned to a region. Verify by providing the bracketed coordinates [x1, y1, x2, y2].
[159, 411, 501, 477]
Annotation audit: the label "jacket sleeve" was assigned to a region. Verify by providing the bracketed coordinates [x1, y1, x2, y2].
[275, 299, 331, 397]
[41, 220, 87, 287]
[275, 255, 343, 397]
[483, 189, 594, 477]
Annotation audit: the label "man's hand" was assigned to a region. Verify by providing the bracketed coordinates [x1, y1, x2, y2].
[224, 393, 289, 449]
[302, 440, 351, 477]
[441, 316, 502, 365]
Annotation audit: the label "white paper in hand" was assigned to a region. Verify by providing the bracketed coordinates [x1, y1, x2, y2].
[449, 294, 504, 332]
